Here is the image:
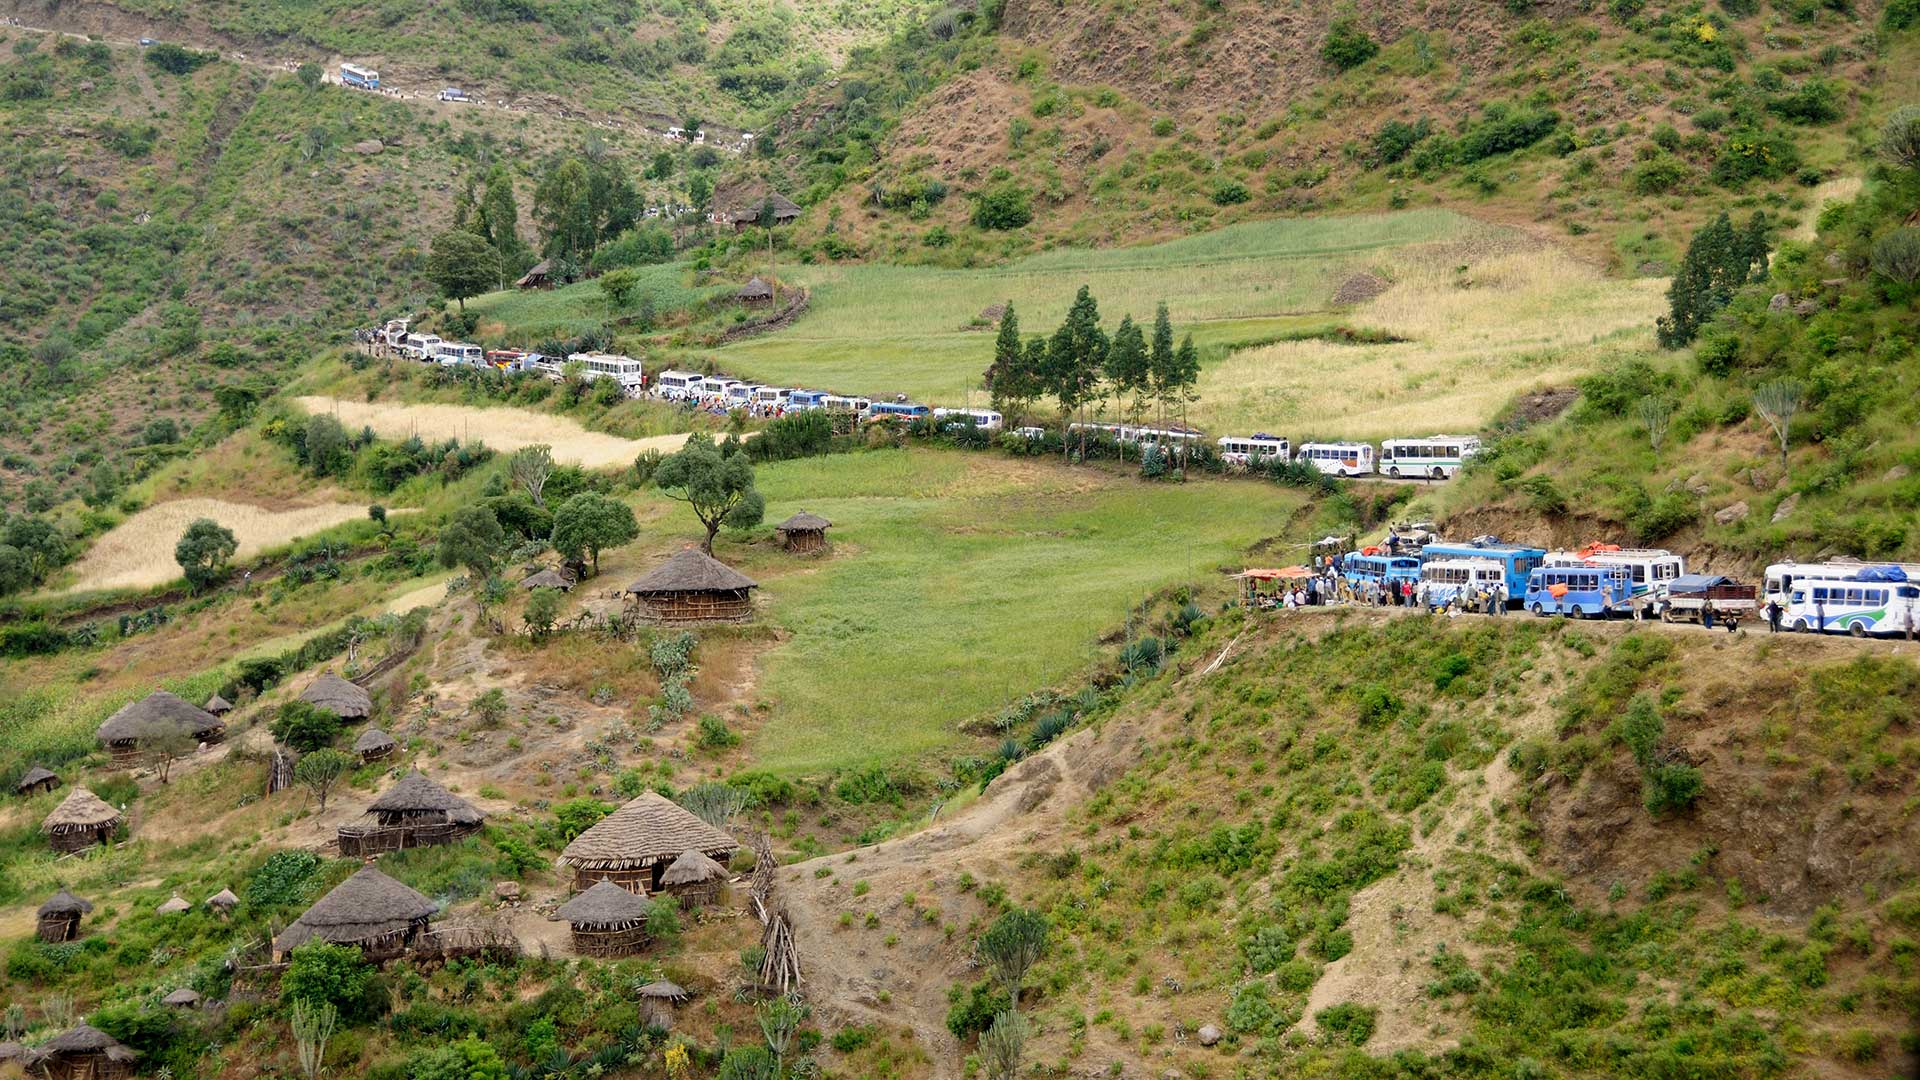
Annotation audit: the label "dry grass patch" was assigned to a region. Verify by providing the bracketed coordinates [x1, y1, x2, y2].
[1193, 244, 1666, 438]
[292, 396, 693, 468]
[63, 498, 376, 592]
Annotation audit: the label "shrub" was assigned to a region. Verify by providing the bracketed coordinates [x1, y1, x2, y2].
[695, 714, 740, 751]
[1316, 1003, 1377, 1046]
[972, 186, 1032, 230]
[1643, 763, 1704, 815]
[1210, 179, 1251, 205]
[1321, 17, 1379, 70]
[145, 43, 215, 75]
[271, 701, 342, 752]
[945, 979, 1009, 1038]
[246, 850, 325, 907]
[283, 941, 383, 1022]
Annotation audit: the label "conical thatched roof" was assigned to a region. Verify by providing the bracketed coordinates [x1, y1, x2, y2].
[521, 568, 575, 591]
[163, 987, 201, 1006]
[660, 848, 729, 887]
[157, 894, 190, 915]
[366, 771, 484, 823]
[38, 888, 92, 917]
[560, 792, 738, 872]
[299, 672, 373, 719]
[557, 879, 654, 926]
[27, 1024, 135, 1064]
[15, 765, 57, 791]
[0, 1041, 22, 1062]
[625, 548, 757, 596]
[42, 787, 122, 832]
[274, 865, 436, 953]
[204, 694, 234, 715]
[96, 690, 224, 745]
[635, 978, 689, 1000]
[736, 276, 773, 299]
[353, 727, 398, 754]
[775, 511, 831, 532]
[205, 888, 239, 910]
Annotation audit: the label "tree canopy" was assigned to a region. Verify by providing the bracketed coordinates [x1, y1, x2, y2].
[427, 230, 502, 313]
[175, 517, 238, 592]
[653, 436, 762, 553]
[550, 492, 639, 574]
[437, 505, 508, 580]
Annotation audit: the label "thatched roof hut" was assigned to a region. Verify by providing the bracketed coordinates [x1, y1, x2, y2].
[25, 1024, 136, 1080]
[559, 791, 738, 893]
[635, 978, 690, 1029]
[36, 888, 91, 943]
[96, 691, 225, 765]
[273, 865, 436, 961]
[203, 694, 234, 716]
[625, 548, 758, 624]
[156, 894, 190, 916]
[300, 672, 372, 720]
[339, 771, 484, 855]
[521, 568, 575, 591]
[162, 987, 201, 1009]
[15, 765, 58, 796]
[205, 888, 239, 916]
[714, 188, 801, 231]
[353, 726, 398, 763]
[774, 511, 832, 554]
[659, 848, 730, 908]
[0, 1041, 23, 1064]
[41, 787, 122, 853]
[736, 276, 774, 303]
[556, 879, 654, 957]
[516, 258, 554, 290]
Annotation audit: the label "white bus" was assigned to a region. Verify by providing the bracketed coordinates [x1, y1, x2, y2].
[401, 333, 441, 361]
[933, 407, 1003, 431]
[653, 370, 704, 400]
[821, 394, 872, 413]
[752, 386, 792, 409]
[1545, 547, 1685, 598]
[1420, 557, 1508, 603]
[1759, 561, 1914, 605]
[1295, 441, 1375, 476]
[1072, 423, 1204, 447]
[699, 378, 740, 403]
[1779, 573, 1920, 636]
[340, 63, 379, 90]
[1218, 435, 1289, 467]
[433, 342, 483, 368]
[1380, 435, 1482, 480]
[724, 383, 762, 409]
[566, 352, 646, 396]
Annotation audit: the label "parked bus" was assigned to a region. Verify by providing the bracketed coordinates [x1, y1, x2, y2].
[1780, 570, 1919, 636]
[701, 378, 741, 403]
[864, 401, 931, 422]
[654, 370, 704, 400]
[438, 87, 469, 102]
[1218, 435, 1289, 467]
[401, 333, 441, 361]
[933, 408, 1003, 431]
[1545, 546, 1685, 598]
[752, 386, 792, 409]
[785, 390, 828, 410]
[821, 394, 872, 413]
[1420, 558, 1508, 605]
[1295, 441, 1375, 476]
[1380, 435, 1482, 480]
[433, 342, 483, 368]
[484, 349, 526, 370]
[1341, 552, 1420, 589]
[724, 383, 761, 409]
[340, 63, 379, 90]
[567, 352, 646, 396]
[1523, 565, 1633, 619]
[1419, 539, 1545, 605]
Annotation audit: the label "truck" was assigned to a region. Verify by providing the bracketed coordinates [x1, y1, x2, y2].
[1660, 574, 1757, 626]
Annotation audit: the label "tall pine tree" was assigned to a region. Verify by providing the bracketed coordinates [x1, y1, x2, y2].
[1043, 286, 1109, 459]
[1106, 315, 1149, 429]
[984, 302, 1042, 422]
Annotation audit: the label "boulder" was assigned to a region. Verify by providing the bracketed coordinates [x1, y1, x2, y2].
[1771, 492, 1800, 524]
[1884, 465, 1910, 483]
[351, 139, 384, 155]
[494, 881, 521, 902]
[1714, 501, 1749, 525]
[1792, 299, 1819, 316]
[1768, 293, 1791, 312]
[1198, 1024, 1222, 1046]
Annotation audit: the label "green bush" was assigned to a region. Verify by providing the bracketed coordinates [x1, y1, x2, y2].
[245, 850, 325, 907]
[1210, 179, 1251, 205]
[145, 43, 215, 76]
[1643, 762, 1704, 815]
[944, 979, 1009, 1038]
[1316, 1002, 1378, 1045]
[972, 185, 1032, 230]
[1320, 17, 1379, 70]
[283, 941, 383, 1022]
[270, 700, 341, 752]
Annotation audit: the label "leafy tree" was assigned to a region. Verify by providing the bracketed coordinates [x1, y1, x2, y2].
[973, 185, 1032, 230]
[293, 748, 352, 810]
[475, 166, 530, 286]
[271, 701, 342, 753]
[1656, 212, 1769, 348]
[303, 413, 349, 477]
[437, 505, 508, 580]
[1753, 377, 1804, 474]
[534, 159, 595, 263]
[647, 149, 675, 179]
[688, 172, 714, 212]
[1321, 17, 1378, 70]
[599, 267, 642, 314]
[508, 444, 554, 508]
[427, 230, 501, 313]
[654, 435, 761, 553]
[1043, 286, 1109, 456]
[984, 302, 1043, 421]
[282, 942, 375, 1018]
[147, 728, 199, 784]
[1147, 302, 1178, 431]
[978, 908, 1049, 1005]
[524, 586, 563, 640]
[0, 545, 30, 595]
[174, 517, 238, 592]
[1105, 314, 1150, 426]
[296, 63, 323, 90]
[551, 492, 639, 574]
[145, 43, 214, 75]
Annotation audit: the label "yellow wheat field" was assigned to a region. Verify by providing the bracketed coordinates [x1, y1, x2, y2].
[294, 397, 692, 469]
[65, 498, 375, 593]
[1192, 244, 1668, 439]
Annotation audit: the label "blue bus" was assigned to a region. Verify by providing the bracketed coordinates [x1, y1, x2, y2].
[863, 401, 930, 422]
[1523, 565, 1632, 619]
[786, 390, 828, 410]
[340, 63, 380, 90]
[1418, 539, 1545, 606]
[1341, 552, 1420, 589]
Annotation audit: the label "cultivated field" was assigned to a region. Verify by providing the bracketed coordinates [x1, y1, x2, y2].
[63, 498, 375, 592]
[464, 262, 726, 341]
[293, 396, 693, 468]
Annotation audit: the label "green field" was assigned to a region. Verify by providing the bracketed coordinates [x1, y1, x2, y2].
[466, 262, 728, 342]
[699, 448, 1306, 774]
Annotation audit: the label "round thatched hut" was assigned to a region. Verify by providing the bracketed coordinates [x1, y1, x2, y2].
[203, 694, 234, 717]
[558, 791, 738, 893]
[338, 771, 485, 855]
[659, 849, 729, 909]
[635, 979, 690, 1029]
[25, 1024, 136, 1080]
[624, 548, 758, 623]
[774, 511, 832, 554]
[41, 787, 123, 853]
[353, 726, 398, 764]
[156, 894, 190, 916]
[272, 864, 437, 962]
[205, 888, 239, 917]
[15, 765, 59, 796]
[299, 672, 373, 720]
[96, 691, 226, 767]
[521, 568, 575, 592]
[162, 987, 201, 1009]
[736, 276, 774, 304]
[36, 889, 91, 943]
[557, 879, 655, 957]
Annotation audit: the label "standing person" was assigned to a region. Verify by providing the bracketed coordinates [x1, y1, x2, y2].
[1903, 603, 1916, 642]
[1702, 599, 1716, 631]
[1766, 598, 1782, 634]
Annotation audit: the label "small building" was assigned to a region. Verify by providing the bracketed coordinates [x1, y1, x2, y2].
[205, 888, 239, 917]
[636, 979, 689, 1030]
[272, 864, 437, 963]
[521, 568, 575, 592]
[624, 548, 758, 624]
[516, 259, 554, 290]
[36, 889, 91, 943]
[96, 691, 226, 767]
[353, 726, 398, 764]
[203, 694, 234, 717]
[659, 849, 729, 909]
[556, 879, 654, 958]
[15, 765, 59, 797]
[558, 791, 738, 893]
[162, 987, 201, 1010]
[711, 189, 801, 232]
[300, 672, 373, 721]
[42, 787, 123, 853]
[24, 1024, 136, 1080]
[736, 276, 774, 305]
[774, 511, 832, 554]
[338, 770, 485, 856]
[156, 895, 190, 916]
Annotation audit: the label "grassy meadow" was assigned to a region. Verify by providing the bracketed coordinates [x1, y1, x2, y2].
[464, 262, 728, 342]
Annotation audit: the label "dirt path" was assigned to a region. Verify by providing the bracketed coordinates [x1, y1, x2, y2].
[293, 396, 693, 468]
